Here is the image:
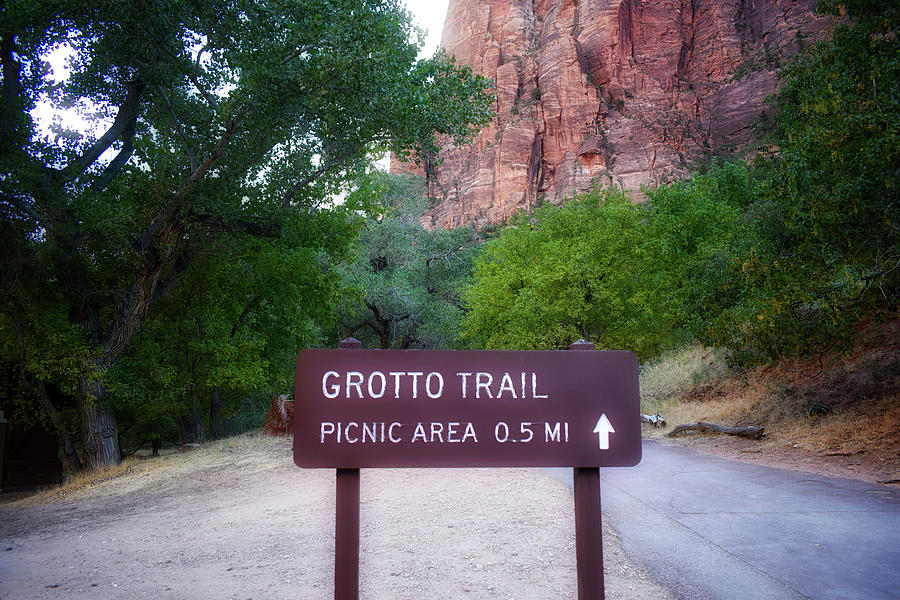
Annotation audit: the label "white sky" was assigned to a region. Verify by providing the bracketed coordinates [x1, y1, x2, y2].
[404, 0, 450, 57]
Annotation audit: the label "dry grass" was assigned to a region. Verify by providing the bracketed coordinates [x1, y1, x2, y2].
[642, 319, 900, 456]
[10, 431, 290, 507]
[639, 344, 728, 415]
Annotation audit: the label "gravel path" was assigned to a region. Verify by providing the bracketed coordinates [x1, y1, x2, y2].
[0, 435, 671, 599]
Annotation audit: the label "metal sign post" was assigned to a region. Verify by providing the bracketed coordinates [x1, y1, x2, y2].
[296, 338, 640, 599]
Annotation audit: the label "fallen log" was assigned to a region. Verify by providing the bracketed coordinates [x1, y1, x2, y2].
[668, 421, 765, 440]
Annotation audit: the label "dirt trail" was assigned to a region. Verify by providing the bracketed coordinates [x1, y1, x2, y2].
[0, 435, 671, 599]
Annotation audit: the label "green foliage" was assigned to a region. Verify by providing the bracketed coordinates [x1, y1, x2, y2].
[461, 188, 671, 358]
[338, 172, 479, 349]
[642, 162, 761, 344]
[649, 0, 899, 364]
[771, 1, 897, 268]
[108, 219, 348, 444]
[703, 1, 900, 364]
[0, 0, 495, 465]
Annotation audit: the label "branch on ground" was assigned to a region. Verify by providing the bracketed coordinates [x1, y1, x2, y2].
[668, 421, 765, 440]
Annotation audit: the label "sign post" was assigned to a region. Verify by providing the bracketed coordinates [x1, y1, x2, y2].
[570, 339, 605, 599]
[334, 337, 361, 600]
[295, 338, 641, 598]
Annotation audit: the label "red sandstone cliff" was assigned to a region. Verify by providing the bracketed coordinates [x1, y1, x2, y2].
[392, 0, 833, 228]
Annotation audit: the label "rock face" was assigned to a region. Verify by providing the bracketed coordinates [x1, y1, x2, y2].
[392, 0, 833, 228]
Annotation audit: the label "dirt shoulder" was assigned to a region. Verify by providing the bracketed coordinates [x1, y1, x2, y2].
[0, 434, 672, 600]
[646, 430, 900, 486]
[640, 319, 899, 487]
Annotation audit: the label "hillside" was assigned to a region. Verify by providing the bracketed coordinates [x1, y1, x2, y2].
[641, 319, 900, 485]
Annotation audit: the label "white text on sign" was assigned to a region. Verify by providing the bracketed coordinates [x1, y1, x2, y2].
[319, 421, 571, 445]
[321, 371, 550, 400]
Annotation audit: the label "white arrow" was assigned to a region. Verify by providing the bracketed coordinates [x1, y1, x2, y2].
[593, 414, 615, 450]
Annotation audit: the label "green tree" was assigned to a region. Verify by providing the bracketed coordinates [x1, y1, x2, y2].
[776, 1, 898, 289]
[461, 188, 672, 358]
[108, 222, 348, 449]
[782, 5, 897, 265]
[642, 162, 762, 346]
[701, 0, 899, 363]
[338, 172, 479, 349]
[0, 0, 494, 469]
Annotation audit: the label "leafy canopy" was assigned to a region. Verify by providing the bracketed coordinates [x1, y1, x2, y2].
[461, 188, 669, 358]
[705, 0, 900, 363]
[0, 0, 494, 467]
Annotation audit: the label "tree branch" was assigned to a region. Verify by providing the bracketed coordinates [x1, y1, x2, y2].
[147, 30, 221, 113]
[194, 42, 212, 71]
[103, 110, 247, 369]
[0, 36, 22, 139]
[364, 320, 385, 335]
[67, 80, 146, 181]
[364, 300, 384, 325]
[150, 242, 200, 307]
[281, 43, 312, 65]
[425, 245, 464, 268]
[156, 85, 198, 171]
[400, 321, 418, 349]
[230, 296, 261, 339]
[135, 109, 246, 254]
[91, 115, 137, 192]
[189, 70, 221, 112]
[348, 322, 368, 336]
[190, 43, 221, 112]
[282, 162, 334, 207]
[187, 212, 281, 238]
[364, 299, 409, 327]
[281, 136, 376, 208]
[862, 254, 900, 282]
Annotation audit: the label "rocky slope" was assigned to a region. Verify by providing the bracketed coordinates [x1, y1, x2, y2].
[392, 0, 833, 228]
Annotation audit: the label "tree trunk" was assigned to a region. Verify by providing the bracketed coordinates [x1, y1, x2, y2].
[60, 432, 83, 474]
[177, 414, 191, 445]
[209, 387, 222, 440]
[190, 384, 203, 444]
[400, 322, 418, 349]
[79, 375, 121, 470]
[176, 388, 204, 445]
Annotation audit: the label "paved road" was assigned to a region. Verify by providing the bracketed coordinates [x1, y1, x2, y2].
[553, 440, 900, 600]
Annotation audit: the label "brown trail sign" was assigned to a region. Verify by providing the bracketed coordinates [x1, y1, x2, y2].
[293, 338, 642, 599]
